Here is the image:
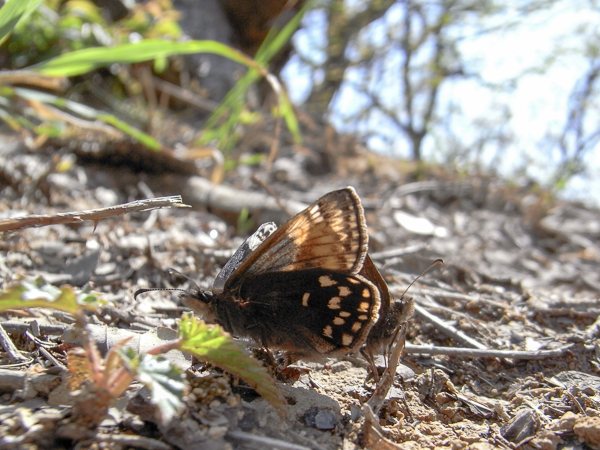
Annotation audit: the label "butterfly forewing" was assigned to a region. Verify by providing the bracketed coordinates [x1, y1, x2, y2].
[237, 269, 381, 355]
[223, 187, 368, 290]
[213, 222, 277, 293]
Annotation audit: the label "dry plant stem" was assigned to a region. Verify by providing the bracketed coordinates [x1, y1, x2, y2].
[251, 175, 294, 216]
[367, 325, 408, 415]
[404, 343, 573, 360]
[37, 346, 67, 371]
[361, 404, 401, 450]
[0, 323, 29, 363]
[227, 430, 312, 450]
[29, 102, 122, 137]
[94, 433, 172, 450]
[414, 303, 488, 350]
[410, 288, 480, 303]
[0, 196, 190, 232]
[0, 321, 67, 335]
[267, 114, 283, 168]
[146, 339, 182, 355]
[153, 77, 218, 112]
[564, 390, 586, 414]
[0, 368, 59, 391]
[393, 180, 470, 197]
[0, 71, 68, 90]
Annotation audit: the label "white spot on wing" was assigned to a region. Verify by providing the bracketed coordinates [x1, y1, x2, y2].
[319, 275, 337, 287]
[302, 292, 310, 307]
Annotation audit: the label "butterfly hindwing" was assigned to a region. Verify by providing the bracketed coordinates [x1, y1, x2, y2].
[222, 187, 368, 290]
[235, 268, 381, 355]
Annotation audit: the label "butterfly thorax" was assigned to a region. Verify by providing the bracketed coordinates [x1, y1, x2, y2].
[364, 297, 414, 355]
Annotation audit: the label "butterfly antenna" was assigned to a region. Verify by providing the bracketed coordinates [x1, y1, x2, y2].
[399, 258, 444, 298]
[133, 267, 207, 301]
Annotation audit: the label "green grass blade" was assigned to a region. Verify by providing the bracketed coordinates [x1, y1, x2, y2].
[201, 4, 308, 149]
[31, 39, 263, 77]
[0, 0, 41, 44]
[255, 1, 310, 64]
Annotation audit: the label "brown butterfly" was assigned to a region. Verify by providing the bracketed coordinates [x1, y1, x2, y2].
[184, 187, 390, 358]
[137, 187, 413, 367]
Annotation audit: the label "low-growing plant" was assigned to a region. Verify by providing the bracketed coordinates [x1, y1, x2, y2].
[0, 278, 285, 426]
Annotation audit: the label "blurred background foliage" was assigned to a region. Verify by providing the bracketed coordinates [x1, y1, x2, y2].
[4, 0, 181, 66]
[1, 0, 598, 203]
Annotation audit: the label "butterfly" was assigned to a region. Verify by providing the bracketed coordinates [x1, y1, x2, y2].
[183, 187, 394, 359]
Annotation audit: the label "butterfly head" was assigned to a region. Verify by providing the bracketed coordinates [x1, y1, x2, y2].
[182, 288, 219, 323]
[364, 296, 415, 355]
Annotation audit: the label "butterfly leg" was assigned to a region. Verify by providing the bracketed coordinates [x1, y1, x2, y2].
[360, 348, 381, 383]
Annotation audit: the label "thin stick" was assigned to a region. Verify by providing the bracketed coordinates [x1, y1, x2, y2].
[404, 343, 573, 360]
[414, 303, 488, 350]
[0, 196, 190, 232]
[227, 430, 312, 450]
[251, 175, 294, 216]
[0, 321, 67, 335]
[94, 433, 172, 450]
[152, 77, 218, 112]
[367, 320, 409, 414]
[0, 323, 29, 363]
[361, 404, 401, 450]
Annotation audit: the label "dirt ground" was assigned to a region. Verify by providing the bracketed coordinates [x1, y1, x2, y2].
[1, 130, 599, 450]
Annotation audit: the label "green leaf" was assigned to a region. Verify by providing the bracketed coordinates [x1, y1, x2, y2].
[0, 278, 104, 314]
[31, 39, 260, 77]
[121, 349, 186, 424]
[179, 314, 286, 415]
[0, 0, 41, 45]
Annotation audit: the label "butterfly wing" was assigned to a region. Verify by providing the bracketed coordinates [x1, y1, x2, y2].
[362, 255, 414, 357]
[223, 187, 368, 290]
[228, 268, 381, 355]
[213, 222, 277, 293]
[360, 255, 391, 321]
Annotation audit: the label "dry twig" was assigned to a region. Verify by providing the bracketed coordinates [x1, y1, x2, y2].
[367, 323, 409, 414]
[414, 303, 488, 350]
[0, 196, 190, 232]
[404, 343, 573, 360]
[145, 176, 307, 223]
[0, 321, 67, 335]
[0, 324, 29, 363]
[94, 433, 172, 450]
[226, 430, 312, 450]
[361, 404, 401, 449]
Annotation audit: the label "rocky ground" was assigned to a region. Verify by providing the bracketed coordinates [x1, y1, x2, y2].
[1, 130, 599, 449]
